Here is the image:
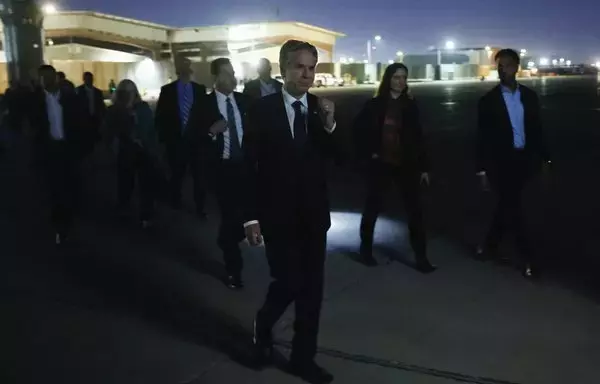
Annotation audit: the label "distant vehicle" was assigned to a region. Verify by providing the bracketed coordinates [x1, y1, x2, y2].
[313, 73, 344, 87]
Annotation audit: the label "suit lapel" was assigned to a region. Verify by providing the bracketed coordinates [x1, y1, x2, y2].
[495, 85, 513, 131]
[306, 93, 324, 138]
[273, 94, 294, 142]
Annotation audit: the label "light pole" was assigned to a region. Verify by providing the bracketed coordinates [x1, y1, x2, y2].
[367, 35, 381, 63]
[42, 2, 57, 14]
[396, 50, 404, 62]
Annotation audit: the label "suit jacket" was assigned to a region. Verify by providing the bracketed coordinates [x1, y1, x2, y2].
[193, 91, 252, 161]
[243, 78, 283, 100]
[75, 85, 106, 122]
[477, 84, 549, 175]
[353, 94, 429, 173]
[155, 80, 207, 150]
[244, 92, 335, 239]
[29, 87, 85, 163]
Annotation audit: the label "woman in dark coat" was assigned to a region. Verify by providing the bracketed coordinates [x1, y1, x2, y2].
[103, 79, 159, 228]
[353, 63, 436, 273]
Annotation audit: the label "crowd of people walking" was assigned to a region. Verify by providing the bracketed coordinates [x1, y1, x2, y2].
[1, 40, 549, 383]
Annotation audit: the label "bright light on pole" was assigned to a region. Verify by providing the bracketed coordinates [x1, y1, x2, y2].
[552, 59, 558, 66]
[539, 58, 549, 66]
[566, 60, 572, 66]
[520, 49, 527, 54]
[367, 35, 382, 63]
[396, 51, 404, 57]
[559, 58, 565, 64]
[445, 40, 455, 50]
[527, 61, 535, 68]
[595, 61, 600, 68]
[388, 59, 394, 64]
[485, 46, 491, 51]
[348, 57, 355, 63]
[42, 3, 57, 14]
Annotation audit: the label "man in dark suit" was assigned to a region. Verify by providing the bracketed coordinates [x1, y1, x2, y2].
[245, 40, 336, 384]
[57, 71, 75, 94]
[76, 71, 106, 156]
[155, 56, 208, 217]
[193, 57, 252, 289]
[30, 65, 85, 245]
[243, 58, 282, 100]
[476, 48, 551, 279]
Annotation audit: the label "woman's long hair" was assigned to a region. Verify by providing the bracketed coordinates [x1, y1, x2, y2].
[376, 63, 409, 99]
[112, 79, 142, 108]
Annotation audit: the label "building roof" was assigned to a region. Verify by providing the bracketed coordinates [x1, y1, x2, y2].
[48, 11, 345, 38]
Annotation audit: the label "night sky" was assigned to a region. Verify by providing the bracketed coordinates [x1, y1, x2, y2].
[67, 0, 600, 63]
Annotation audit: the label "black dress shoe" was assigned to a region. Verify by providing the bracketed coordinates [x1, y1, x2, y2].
[55, 232, 67, 247]
[416, 261, 437, 274]
[522, 263, 540, 280]
[359, 243, 377, 266]
[360, 253, 378, 267]
[252, 320, 274, 369]
[227, 275, 244, 290]
[288, 360, 334, 384]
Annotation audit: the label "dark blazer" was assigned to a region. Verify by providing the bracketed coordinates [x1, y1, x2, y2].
[244, 92, 335, 238]
[353, 94, 429, 173]
[193, 91, 252, 160]
[155, 80, 207, 149]
[29, 87, 85, 163]
[75, 85, 106, 121]
[477, 84, 549, 175]
[243, 78, 283, 100]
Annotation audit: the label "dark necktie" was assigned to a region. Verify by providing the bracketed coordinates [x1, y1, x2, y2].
[226, 97, 242, 160]
[292, 100, 307, 146]
[181, 86, 191, 133]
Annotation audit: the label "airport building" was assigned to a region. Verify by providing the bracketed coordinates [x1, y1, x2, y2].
[403, 47, 500, 80]
[0, 11, 345, 91]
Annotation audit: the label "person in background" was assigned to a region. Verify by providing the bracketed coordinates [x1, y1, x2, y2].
[245, 40, 336, 384]
[353, 63, 436, 273]
[29, 65, 84, 246]
[76, 71, 106, 158]
[194, 57, 251, 290]
[104, 79, 159, 228]
[476, 48, 551, 279]
[243, 58, 282, 100]
[108, 79, 117, 95]
[56, 71, 75, 94]
[155, 56, 209, 218]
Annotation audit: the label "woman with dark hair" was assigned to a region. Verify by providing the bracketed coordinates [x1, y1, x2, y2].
[353, 63, 436, 273]
[103, 79, 159, 228]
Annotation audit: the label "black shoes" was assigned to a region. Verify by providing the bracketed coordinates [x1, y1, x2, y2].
[252, 320, 274, 369]
[522, 263, 541, 280]
[359, 243, 377, 266]
[55, 232, 67, 247]
[227, 275, 244, 290]
[416, 261, 437, 274]
[288, 360, 334, 384]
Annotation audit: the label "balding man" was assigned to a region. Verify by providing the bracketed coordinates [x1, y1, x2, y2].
[155, 56, 209, 218]
[243, 58, 282, 100]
